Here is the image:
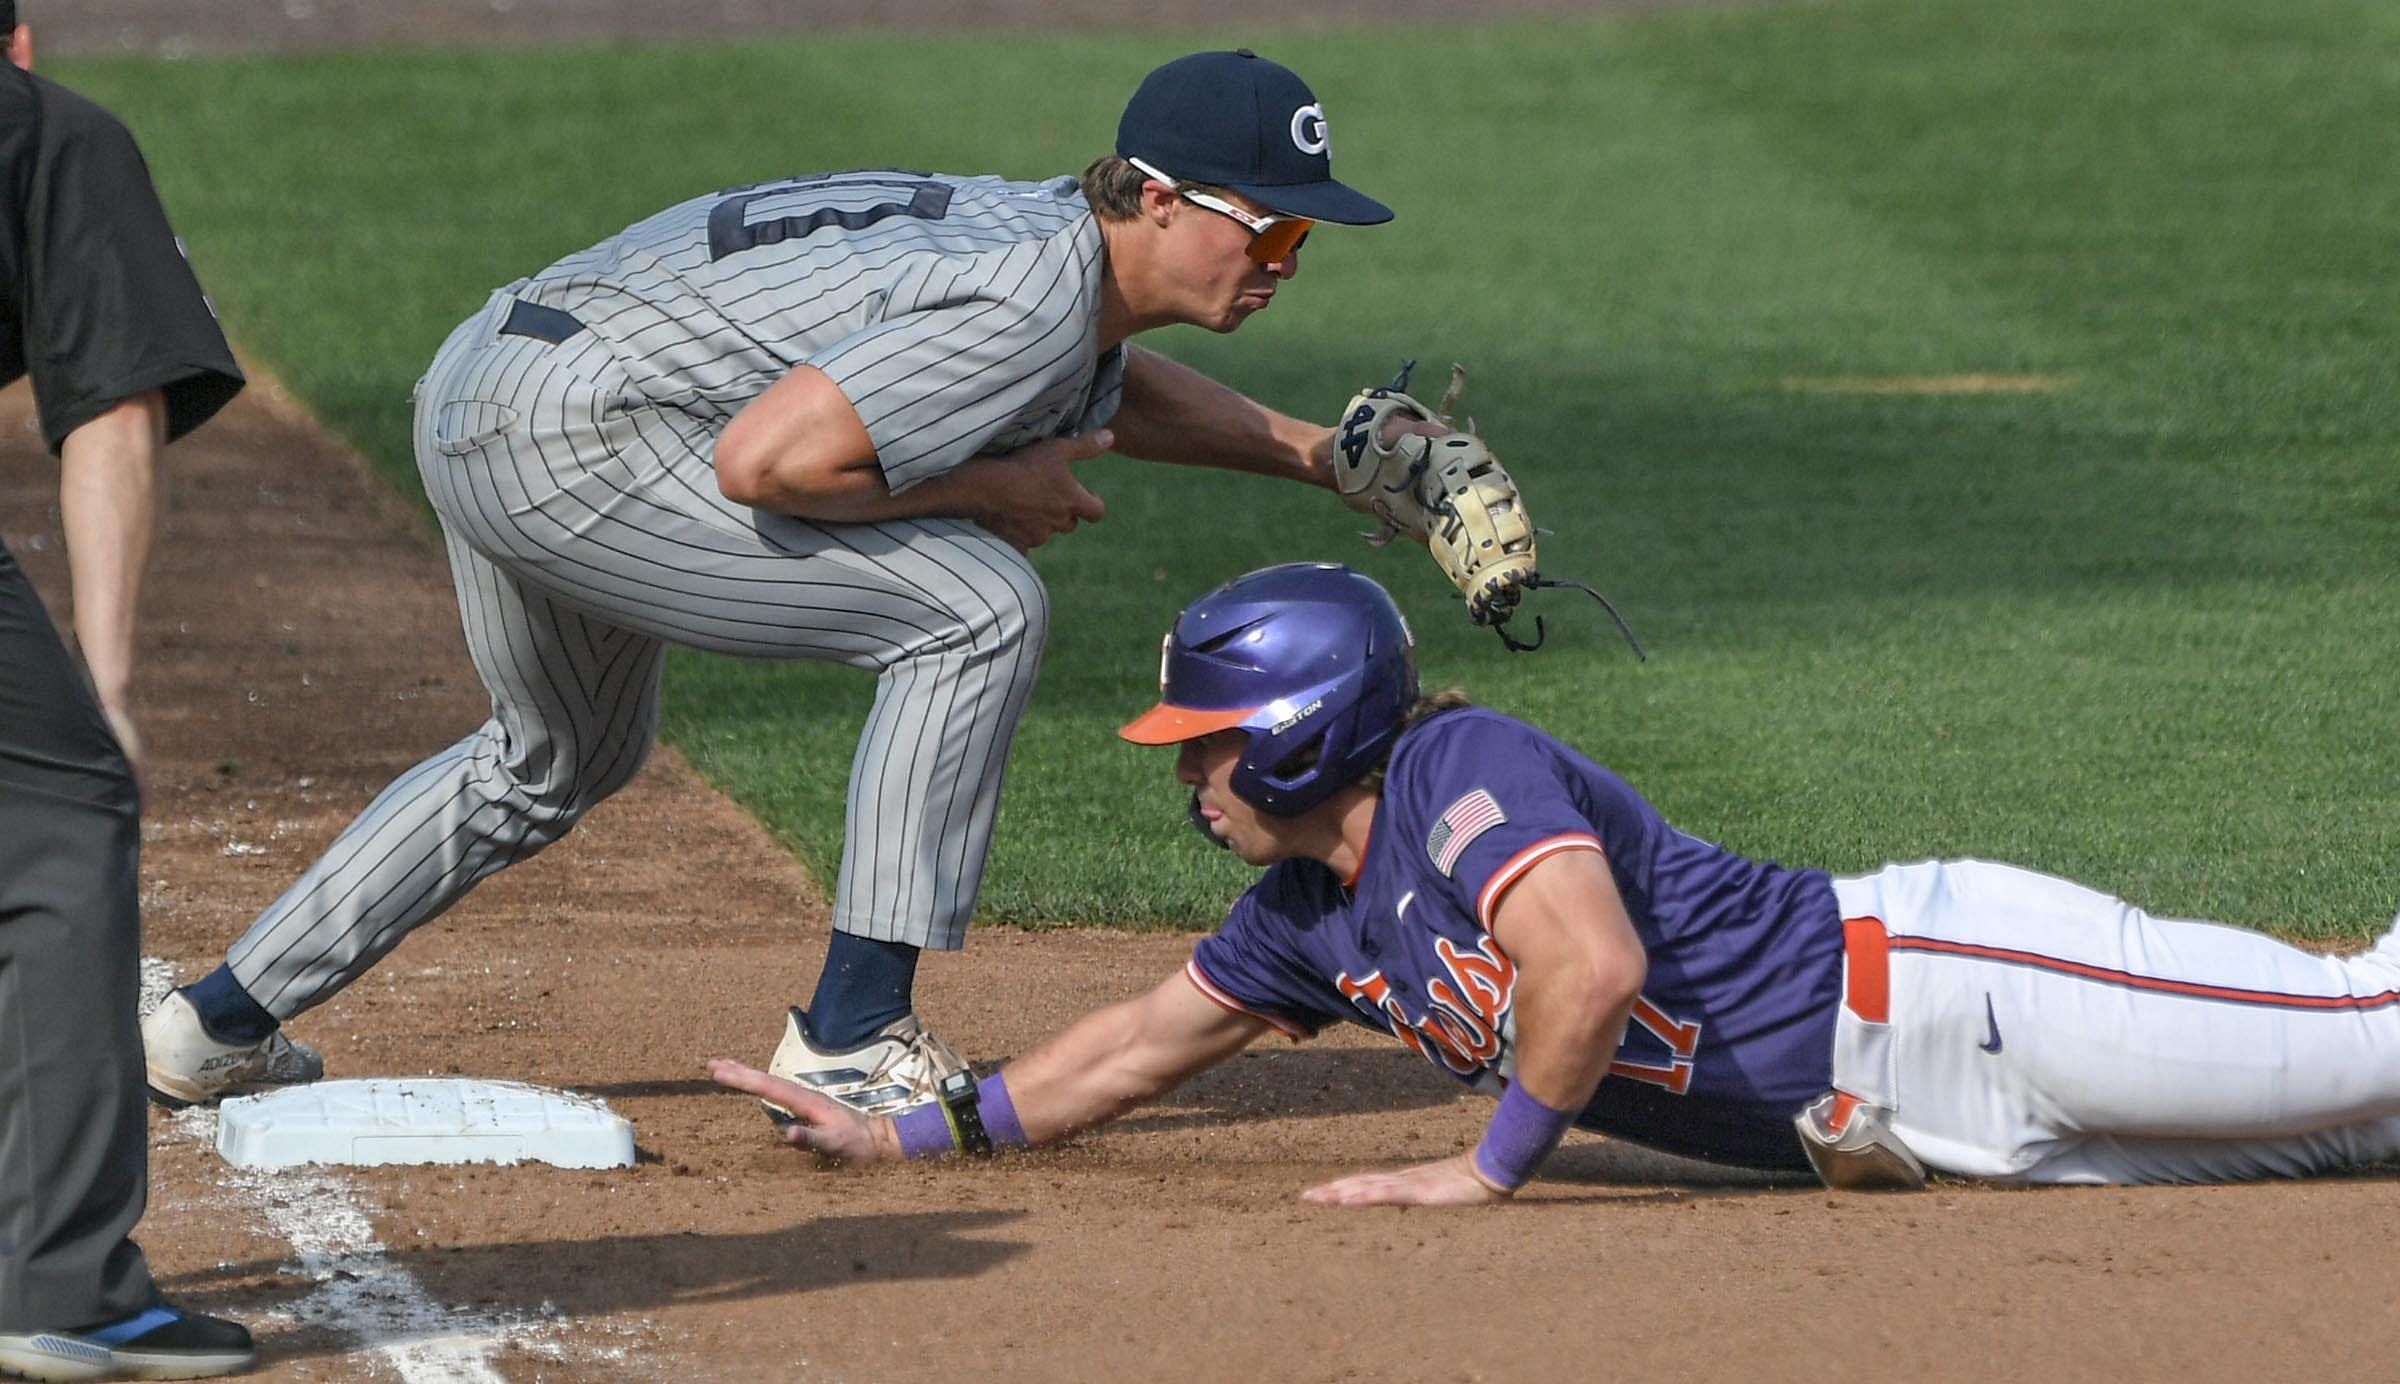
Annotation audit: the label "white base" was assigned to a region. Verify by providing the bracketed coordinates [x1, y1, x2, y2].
[216, 1078, 636, 1169]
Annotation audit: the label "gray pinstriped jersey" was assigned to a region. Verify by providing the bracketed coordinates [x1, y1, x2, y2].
[220, 166, 1129, 1015]
[513, 169, 1126, 488]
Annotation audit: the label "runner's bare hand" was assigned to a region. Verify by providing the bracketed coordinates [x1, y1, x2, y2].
[707, 1058, 895, 1162]
[1300, 1153, 1506, 1207]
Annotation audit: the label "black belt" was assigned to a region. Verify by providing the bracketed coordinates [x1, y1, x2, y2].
[498, 299, 585, 345]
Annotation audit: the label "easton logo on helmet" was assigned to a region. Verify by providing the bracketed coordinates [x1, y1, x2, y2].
[1270, 697, 1326, 735]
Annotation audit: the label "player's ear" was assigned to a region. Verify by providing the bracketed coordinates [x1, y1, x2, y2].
[1139, 177, 1180, 228]
[6, 26, 32, 72]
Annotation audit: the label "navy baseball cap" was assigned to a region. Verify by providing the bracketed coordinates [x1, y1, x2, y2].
[1116, 49, 1393, 226]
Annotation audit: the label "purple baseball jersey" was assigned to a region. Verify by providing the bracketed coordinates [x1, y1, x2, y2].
[1188, 707, 1846, 1169]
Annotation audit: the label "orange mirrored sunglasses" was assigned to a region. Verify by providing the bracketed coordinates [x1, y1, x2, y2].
[1128, 156, 1315, 264]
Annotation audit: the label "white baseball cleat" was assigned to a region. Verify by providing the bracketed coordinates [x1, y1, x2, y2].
[142, 990, 325, 1109]
[762, 1008, 968, 1122]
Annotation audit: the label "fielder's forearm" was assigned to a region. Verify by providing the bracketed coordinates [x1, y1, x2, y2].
[750, 451, 1014, 525]
[1109, 345, 1336, 487]
[58, 391, 167, 712]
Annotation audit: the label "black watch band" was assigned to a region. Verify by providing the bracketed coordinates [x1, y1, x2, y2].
[937, 1068, 994, 1156]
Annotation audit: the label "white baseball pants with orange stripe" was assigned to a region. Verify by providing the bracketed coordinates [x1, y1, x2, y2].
[1829, 859, 2400, 1184]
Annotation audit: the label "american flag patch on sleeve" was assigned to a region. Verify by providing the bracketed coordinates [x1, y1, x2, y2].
[1426, 788, 1508, 877]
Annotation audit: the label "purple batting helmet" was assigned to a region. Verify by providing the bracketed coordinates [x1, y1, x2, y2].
[1119, 563, 1417, 815]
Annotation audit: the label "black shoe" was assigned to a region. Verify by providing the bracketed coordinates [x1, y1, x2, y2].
[0, 1303, 255, 1380]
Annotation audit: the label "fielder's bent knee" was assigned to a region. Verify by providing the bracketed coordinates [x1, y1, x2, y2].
[995, 560, 1050, 656]
[909, 536, 1050, 667]
[477, 729, 656, 853]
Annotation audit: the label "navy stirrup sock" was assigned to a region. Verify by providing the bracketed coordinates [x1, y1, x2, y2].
[183, 965, 279, 1045]
[805, 933, 921, 1049]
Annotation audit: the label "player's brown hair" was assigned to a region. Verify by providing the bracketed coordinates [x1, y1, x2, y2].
[1355, 689, 1475, 795]
[1080, 155, 1241, 222]
[1080, 157, 1146, 219]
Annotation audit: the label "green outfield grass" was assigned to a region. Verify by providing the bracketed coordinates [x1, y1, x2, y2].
[55, 0, 2400, 936]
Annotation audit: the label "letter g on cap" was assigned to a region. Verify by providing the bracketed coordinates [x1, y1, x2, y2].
[1291, 103, 1330, 155]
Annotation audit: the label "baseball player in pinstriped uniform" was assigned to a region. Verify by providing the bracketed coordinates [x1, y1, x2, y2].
[143, 49, 1415, 1117]
[713, 565, 2400, 1200]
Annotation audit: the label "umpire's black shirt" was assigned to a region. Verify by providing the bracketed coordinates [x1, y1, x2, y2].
[1, 64, 242, 454]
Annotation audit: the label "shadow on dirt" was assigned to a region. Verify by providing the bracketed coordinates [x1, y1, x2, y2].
[153, 1208, 1032, 1366]
[1542, 1138, 1799, 1190]
[1108, 1046, 1472, 1128]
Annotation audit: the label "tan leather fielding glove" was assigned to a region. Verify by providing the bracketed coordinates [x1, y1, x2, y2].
[1330, 364, 1537, 627]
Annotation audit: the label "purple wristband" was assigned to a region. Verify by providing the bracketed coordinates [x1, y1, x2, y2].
[977, 1073, 1029, 1151]
[893, 1073, 1031, 1159]
[1472, 1082, 1578, 1192]
[893, 1101, 955, 1159]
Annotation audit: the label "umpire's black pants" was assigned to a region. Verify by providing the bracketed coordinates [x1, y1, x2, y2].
[0, 537, 157, 1330]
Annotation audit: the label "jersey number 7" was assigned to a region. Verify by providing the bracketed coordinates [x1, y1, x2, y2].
[1608, 996, 1703, 1095]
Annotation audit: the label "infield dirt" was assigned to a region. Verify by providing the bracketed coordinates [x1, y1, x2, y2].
[10, 4, 2400, 1379]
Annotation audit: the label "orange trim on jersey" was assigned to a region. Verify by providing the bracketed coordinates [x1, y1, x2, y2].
[1183, 958, 1311, 1041]
[1889, 935, 2400, 1012]
[1841, 915, 1892, 1022]
[1117, 702, 1259, 745]
[1475, 833, 1608, 930]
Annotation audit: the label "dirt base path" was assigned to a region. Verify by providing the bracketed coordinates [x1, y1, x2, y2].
[9, 363, 2400, 1382]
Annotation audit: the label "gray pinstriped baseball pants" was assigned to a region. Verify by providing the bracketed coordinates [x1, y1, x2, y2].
[225, 290, 1048, 1020]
